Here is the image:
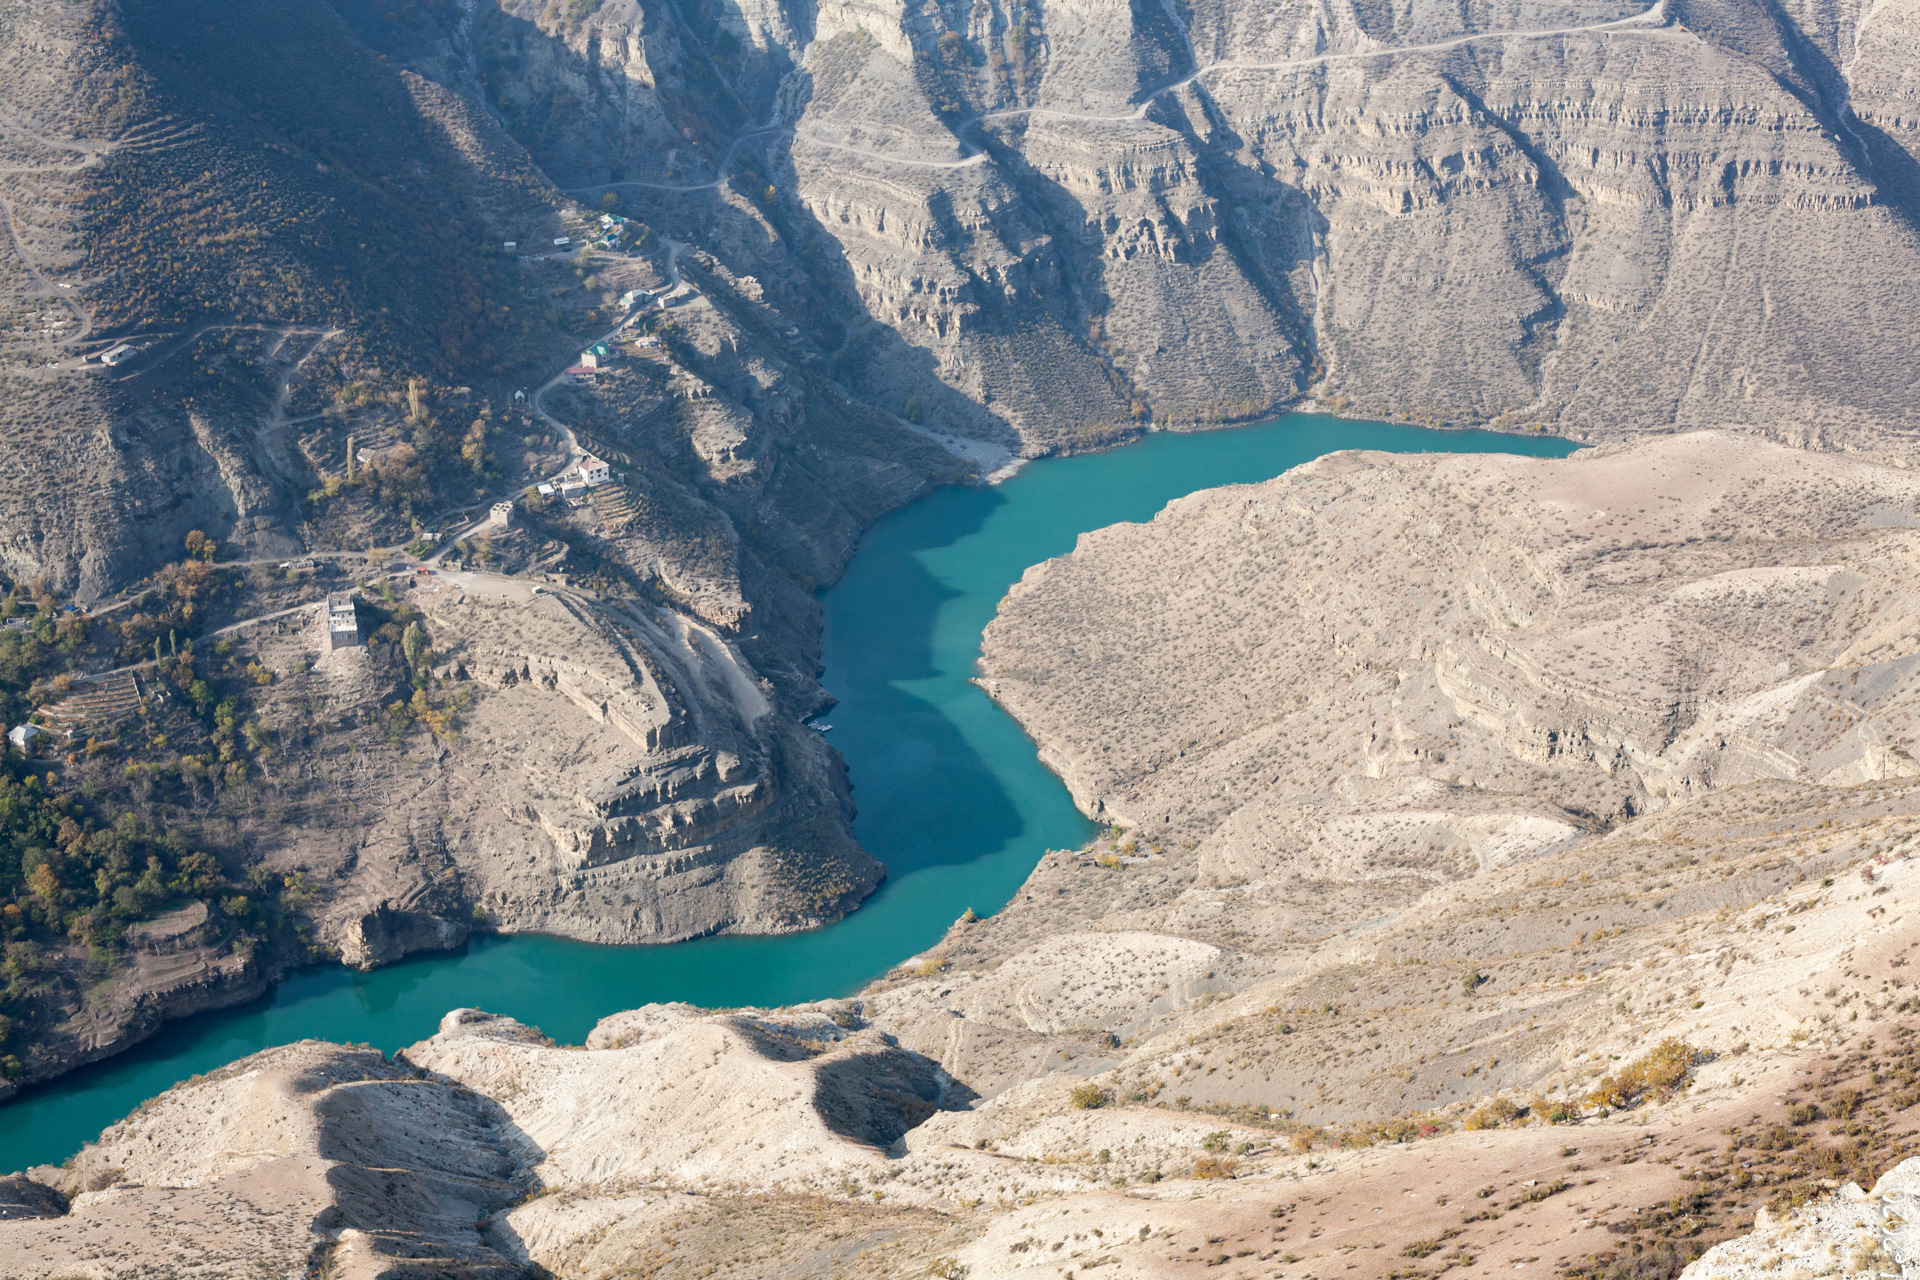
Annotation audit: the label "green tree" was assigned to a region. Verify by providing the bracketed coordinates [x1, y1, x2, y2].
[401, 621, 428, 673]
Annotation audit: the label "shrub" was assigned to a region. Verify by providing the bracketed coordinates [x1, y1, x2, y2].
[1587, 1039, 1703, 1111]
[1191, 1156, 1238, 1179]
[1464, 1098, 1520, 1130]
[1070, 1083, 1111, 1110]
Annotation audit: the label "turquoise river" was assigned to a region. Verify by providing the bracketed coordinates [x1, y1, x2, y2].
[0, 413, 1576, 1169]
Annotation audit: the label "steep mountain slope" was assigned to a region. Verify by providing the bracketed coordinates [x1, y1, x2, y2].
[407, 0, 1920, 456]
[0, 0, 962, 1095]
[0, 0, 562, 593]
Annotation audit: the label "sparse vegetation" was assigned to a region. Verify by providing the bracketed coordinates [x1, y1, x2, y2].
[1588, 1039, 1704, 1112]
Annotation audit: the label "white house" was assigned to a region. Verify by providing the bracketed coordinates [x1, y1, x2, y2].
[8, 724, 43, 752]
[100, 344, 135, 366]
[579, 456, 612, 486]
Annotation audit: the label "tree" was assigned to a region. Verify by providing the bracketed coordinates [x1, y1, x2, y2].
[183, 530, 215, 562]
[600, 192, 619, 210]
[402, 620, 428, 673]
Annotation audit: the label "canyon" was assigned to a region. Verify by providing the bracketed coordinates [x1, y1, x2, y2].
[2, 0, 1920, 1272]
[9, 434, 1920, 1278]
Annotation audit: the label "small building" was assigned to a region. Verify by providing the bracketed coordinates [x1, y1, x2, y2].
[579, 455, 612, 486]
[536, 483, 555, 496]
[326, 593, 361, 650]
[8, 724, 43, 752]
[558, 480, 587, 505]
[552, 237, 571, 248]
[489, 500, 516, 528]
[565, 365, 596, 384]
[503, 241, 517, 252]
[619, 290, 649, 311]
[633, 334, 661, 349]
[579, 343, 613, 369]
[100, 344, 135, 366]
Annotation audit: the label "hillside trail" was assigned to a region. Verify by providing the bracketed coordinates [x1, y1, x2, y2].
[0, 110, 206, 369]
[434, 262, 662, 559]
[970, 0, 1673, 133]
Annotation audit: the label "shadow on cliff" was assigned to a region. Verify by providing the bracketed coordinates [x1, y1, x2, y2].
[306, 1051, 540, 1276]
[812, 1044, 980, 1152]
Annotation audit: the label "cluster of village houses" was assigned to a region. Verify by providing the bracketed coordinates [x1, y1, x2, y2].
[505, 209, 638, 259]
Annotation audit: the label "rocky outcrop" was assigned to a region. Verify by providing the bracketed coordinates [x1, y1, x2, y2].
[0, 1177, 64, 1222]
[232, 574, 881, 961]
[334, 902, 471, 972]
[1, 903, 270, 1104]
[1682, 1157, 1920, 1280]
[0, 1041, 533, 1279]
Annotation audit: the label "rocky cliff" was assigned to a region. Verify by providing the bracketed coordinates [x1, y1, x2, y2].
[423, 0, 1920, 458]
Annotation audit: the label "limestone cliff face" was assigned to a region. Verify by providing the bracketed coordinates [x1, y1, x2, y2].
[438, 0, 1920, 454]
[7, 0, 1920, 593]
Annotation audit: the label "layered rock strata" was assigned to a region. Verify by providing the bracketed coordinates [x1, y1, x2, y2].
[267, 572, 878, 958]
[443, 0, 1920, 457]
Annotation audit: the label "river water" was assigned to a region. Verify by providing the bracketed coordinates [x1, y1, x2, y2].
[0, 413, 1576, 1169]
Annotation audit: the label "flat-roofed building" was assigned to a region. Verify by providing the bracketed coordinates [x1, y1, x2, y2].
[326, 593, 361, 650]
